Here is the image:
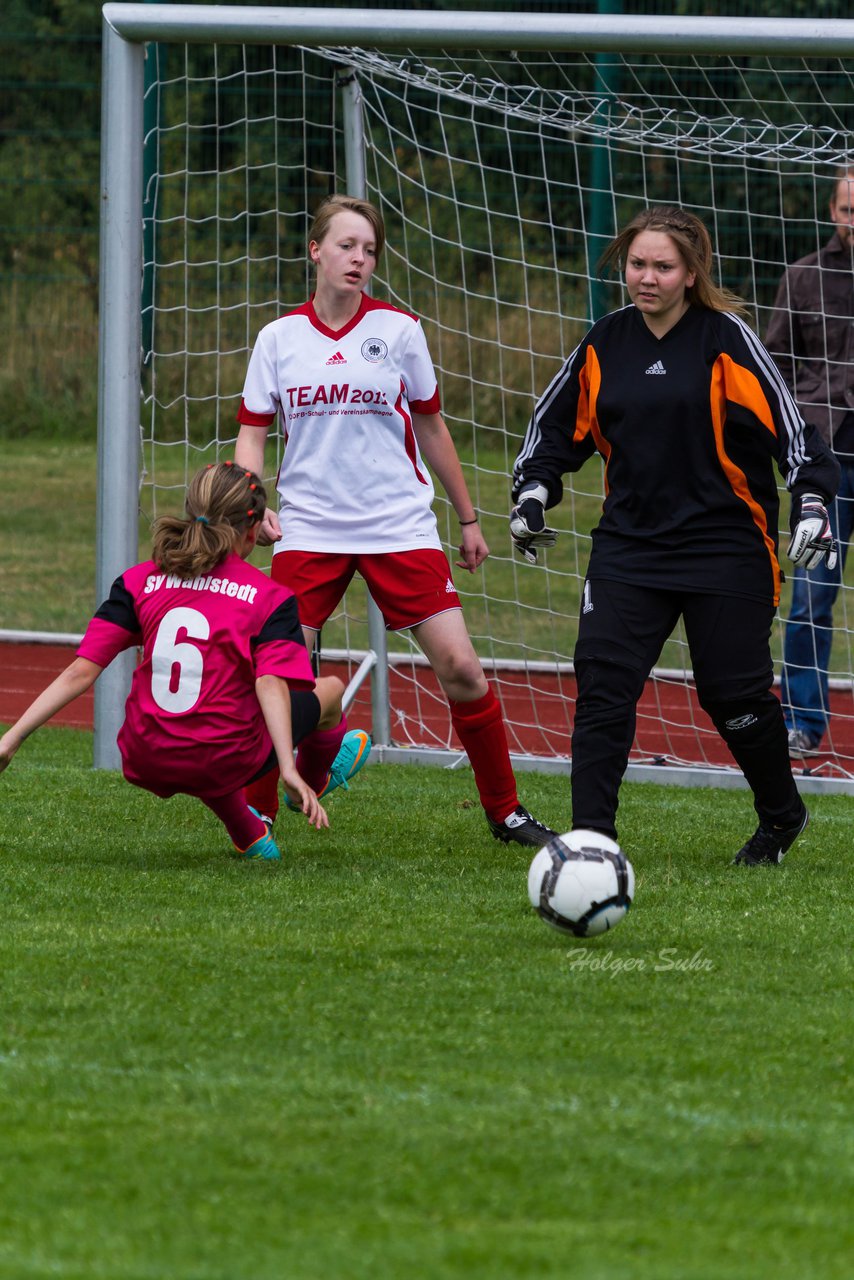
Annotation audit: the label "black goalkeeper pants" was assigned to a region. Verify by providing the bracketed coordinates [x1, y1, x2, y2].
[570, 578, 803, 841]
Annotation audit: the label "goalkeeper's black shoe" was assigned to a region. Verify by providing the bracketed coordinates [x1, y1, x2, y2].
[732, 806, 809, 866]
[487, 804, 558, 848]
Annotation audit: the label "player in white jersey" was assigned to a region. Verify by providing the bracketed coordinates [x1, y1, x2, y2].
[236, 194, 556, 848]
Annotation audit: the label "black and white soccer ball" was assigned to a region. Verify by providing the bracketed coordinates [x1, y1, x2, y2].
[527, 830, 635, 938]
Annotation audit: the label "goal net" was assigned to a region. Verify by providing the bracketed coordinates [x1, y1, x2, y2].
[116, 13, 854, 790]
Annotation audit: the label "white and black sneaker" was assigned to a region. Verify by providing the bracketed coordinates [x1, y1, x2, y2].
[733, 806, 809, 866]
[787, 728, 822, 759]
[487, 804, 558, 848]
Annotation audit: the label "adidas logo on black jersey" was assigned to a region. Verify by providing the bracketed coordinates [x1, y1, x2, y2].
[326, 351, 347, 365]
[645, 360, 666, 375]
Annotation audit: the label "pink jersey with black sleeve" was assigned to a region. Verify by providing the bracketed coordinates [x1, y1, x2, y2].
[77, 552, 314, 799]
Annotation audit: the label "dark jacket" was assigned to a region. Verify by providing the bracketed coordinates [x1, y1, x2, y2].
[765, 233, 854, 447]
[513, 304, 840, 608]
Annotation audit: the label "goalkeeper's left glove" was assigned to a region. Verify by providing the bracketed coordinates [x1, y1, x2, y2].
[510, 483, 558, 564]
[787, 492, 838, 571]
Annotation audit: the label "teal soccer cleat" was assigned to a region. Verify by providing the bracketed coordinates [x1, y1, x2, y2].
[319, 728, 372, 799]
[287, 728, 372, 811]
[234, 807, 281, 860]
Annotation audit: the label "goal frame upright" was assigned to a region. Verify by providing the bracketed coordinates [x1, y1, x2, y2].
[97, 4, 854, 793]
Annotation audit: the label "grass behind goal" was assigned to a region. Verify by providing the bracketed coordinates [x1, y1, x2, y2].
[0, 728, 851, 1280]
[7, 436, 854, 670]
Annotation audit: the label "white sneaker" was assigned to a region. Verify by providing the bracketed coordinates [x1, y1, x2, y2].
[787, 728, 821, 759]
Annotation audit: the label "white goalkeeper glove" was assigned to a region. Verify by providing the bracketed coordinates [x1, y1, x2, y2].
[787, 492, 838, 571]
[510, 483, 559, 564]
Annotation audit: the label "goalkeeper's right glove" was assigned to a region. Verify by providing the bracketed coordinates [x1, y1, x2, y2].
[510, 483, 559, 565]
[787, 492, 838, 572]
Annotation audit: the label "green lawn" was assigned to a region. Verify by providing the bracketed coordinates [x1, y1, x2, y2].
[0, 436, 598, 659]
[0, 729, 851, 1279]
[6, 435, 854, 677]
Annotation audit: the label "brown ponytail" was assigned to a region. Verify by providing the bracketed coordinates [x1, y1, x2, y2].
[151, 461, 267, 577]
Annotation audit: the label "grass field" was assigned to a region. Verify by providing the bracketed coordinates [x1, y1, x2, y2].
[0, 435, 598, 657]
[6, 436, 854, 680]
[0, 727, 851, 1279]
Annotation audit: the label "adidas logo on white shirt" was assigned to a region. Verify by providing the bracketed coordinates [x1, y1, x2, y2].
[645, 360, 666, 375]
[326, 351, 347, 365]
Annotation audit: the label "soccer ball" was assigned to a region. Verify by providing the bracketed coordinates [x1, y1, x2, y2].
[527, 830, 635, 938]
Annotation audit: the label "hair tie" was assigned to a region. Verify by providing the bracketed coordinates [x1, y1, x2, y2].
[195, 515, 209, 525]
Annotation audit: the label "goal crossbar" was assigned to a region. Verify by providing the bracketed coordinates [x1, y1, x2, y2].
[104, 6, 854, 57]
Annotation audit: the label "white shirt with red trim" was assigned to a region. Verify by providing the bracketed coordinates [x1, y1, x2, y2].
[238, 294, 444, 553]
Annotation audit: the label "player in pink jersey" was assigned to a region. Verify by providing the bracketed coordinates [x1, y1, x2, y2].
[0, 462, 369, 861]
[236, 193, 556, 848]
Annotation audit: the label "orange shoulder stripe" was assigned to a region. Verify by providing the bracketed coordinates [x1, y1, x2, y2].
[710, 353, 780, 605]
[579, 346, 610, 493]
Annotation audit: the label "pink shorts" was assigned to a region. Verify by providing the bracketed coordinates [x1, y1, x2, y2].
[272, 548, 462, 631]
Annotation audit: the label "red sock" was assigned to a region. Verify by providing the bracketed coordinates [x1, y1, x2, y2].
[296, 715, 347, 793]
[448, 686, 518, 823]
[244, 765, 280, 823]
[202, 791, 266, 850]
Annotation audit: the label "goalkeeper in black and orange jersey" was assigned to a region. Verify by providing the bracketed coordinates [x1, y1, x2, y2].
[511, 206, 840, 866]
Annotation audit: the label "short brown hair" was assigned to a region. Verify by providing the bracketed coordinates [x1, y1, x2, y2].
[307, 194, 385, 260]
[598, 205, 747, 317]
[831, 168, 854, 199]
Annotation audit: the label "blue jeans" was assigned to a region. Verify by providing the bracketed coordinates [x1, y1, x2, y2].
[781, 459, 854, 742]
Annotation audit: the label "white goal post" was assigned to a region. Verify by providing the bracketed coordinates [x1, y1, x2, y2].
[97, 5, 854, 795]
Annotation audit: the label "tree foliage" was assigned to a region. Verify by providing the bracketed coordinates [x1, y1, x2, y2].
[2, 0, 852, 431]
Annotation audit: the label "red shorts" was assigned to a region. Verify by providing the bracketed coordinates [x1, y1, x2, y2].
[272, 548, 462, 631]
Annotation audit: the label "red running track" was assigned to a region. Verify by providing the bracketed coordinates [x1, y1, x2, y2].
[2, 641, 852, 782]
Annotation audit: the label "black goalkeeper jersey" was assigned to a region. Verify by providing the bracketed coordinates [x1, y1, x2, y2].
[513, 304, 840, 606]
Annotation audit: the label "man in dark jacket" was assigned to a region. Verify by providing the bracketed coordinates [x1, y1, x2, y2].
[766, 169, 854, 758]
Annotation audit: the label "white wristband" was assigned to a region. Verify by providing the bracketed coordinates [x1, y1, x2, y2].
[518, 482, 549, 506]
